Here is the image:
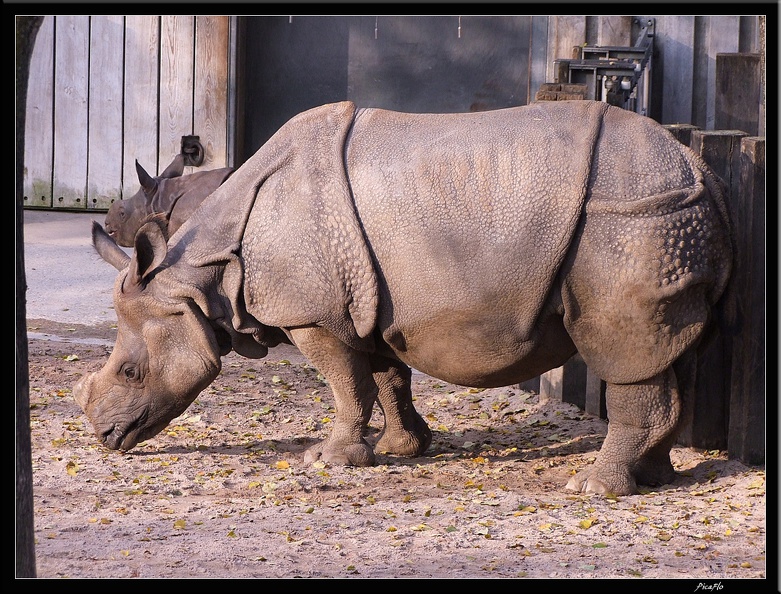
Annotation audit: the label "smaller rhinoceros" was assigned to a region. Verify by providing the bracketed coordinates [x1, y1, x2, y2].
[104, 154, 233, 247]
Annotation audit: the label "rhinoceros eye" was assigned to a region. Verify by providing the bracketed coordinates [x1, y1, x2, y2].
[120, 363, 141, 384]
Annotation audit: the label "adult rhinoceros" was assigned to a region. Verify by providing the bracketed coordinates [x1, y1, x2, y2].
[74, 100, 732, 496]
[104, 154, 233, 247]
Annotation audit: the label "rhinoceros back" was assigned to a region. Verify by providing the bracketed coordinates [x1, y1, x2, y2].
[346, 101, 609, 349]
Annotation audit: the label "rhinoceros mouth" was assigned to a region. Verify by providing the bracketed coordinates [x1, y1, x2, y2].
[100, 406, 150, 451]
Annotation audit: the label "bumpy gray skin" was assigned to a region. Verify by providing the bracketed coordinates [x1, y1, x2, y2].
[104, 154, 233, 247]
[74, 100, 732, 496]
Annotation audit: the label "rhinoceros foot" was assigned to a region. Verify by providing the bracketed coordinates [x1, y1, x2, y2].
[633, 456, 677, 487]
[303, 438, 376, 467]
[565, 463, 638, 496]
[374, 414, 432, 457]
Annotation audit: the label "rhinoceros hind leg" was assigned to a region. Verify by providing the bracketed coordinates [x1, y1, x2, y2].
[372, 355, 432, 456]
[566, 366, 682, 496]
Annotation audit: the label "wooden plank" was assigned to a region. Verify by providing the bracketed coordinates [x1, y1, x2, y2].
[585, 368, 606, 419]
[528, 15, 548, 102]
[539, 366, 562, 404]
[518, 376, 540, 395]
[539, 354, 587, 408]
[715, 53, 761, 136]
[596, 16, 631, 46]
[23, 16, 54, 209]
[194, 16, 229, 170]
[691, 16, 709, 128]
[561, 354, 587, 410]
[545, 16, 586, 82]
[664, 123, 700, 147]
[704, 16, 740, 129]
[727, 137, 765, 464]
[657, 16, 695, 125]
[159, 15, 195, 174]
[123, 15, 159, 194]
[683, 130, 747, 450]
[87, 15, 124, 211]
[738, 16, 759, 53]
[52, 16, 90, 209]
[691, 130, 747, 201]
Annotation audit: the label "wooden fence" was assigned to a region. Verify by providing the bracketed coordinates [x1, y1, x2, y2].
[525, 127, 766, 465]
[22, 16, 232, 211]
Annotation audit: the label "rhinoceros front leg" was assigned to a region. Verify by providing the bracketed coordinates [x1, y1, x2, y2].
[288, 325, 377, 467]
[370, 355, 432, 457]
[566, 366, 682, 496]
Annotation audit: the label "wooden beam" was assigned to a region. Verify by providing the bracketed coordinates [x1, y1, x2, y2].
[727, 137, 766, 464]
[715, 53, 761, 136]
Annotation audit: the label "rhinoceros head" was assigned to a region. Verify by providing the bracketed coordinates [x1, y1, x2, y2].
[73, 219, 224, 451]
[104, 156, 186, 247]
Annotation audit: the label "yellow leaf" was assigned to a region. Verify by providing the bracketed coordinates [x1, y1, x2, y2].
[121, 550, 130, 557]
[387, 526, 397, 532]
[227, 530, 237, 538]
[579, 518, 596, 529]
[539, 523, 552, 531]
[740, 562, 752, 568]
[634, 515, 649, 523]
[66, 461, 79, 476]
[248, 481, 261, 488]
[275, 460, 290, 470]
[657, 532, 673, 541]
[174, 519, 186, 529]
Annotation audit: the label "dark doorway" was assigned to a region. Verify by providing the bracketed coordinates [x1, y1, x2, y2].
[237, 16, 533, 164]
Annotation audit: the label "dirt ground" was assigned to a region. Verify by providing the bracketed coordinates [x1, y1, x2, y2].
[25, 317, 767, 581]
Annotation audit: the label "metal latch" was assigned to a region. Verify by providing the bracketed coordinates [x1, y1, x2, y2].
[180, 135, 205, 167]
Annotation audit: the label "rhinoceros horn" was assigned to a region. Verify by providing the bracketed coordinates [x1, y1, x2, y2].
[91, 220, 130, 270]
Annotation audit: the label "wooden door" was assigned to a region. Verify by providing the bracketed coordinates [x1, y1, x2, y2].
[22, 15, 232, 211]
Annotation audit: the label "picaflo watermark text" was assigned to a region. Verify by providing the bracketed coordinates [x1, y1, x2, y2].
[694, 583, 724, 592]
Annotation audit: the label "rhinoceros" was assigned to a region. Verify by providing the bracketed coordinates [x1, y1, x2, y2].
[74, 100, 732, 496]
[104, 154, 233, 247]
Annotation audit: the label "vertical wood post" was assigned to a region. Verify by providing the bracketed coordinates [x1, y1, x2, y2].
[679, 130, 747, 449]
[585, 367, 607, 419]
[727, 137, 765, 464]
[518, 376, 540, 394]
[715, 53, 761, 136]
[539, 354, 587, 409]
[538, 367, 562, 405]
[664, 123, 700, 147]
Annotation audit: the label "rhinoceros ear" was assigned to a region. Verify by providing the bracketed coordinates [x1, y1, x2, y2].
[159, 154, 186, 179]
[135, 160, 158, 195]
[126, 220, 168, 289]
